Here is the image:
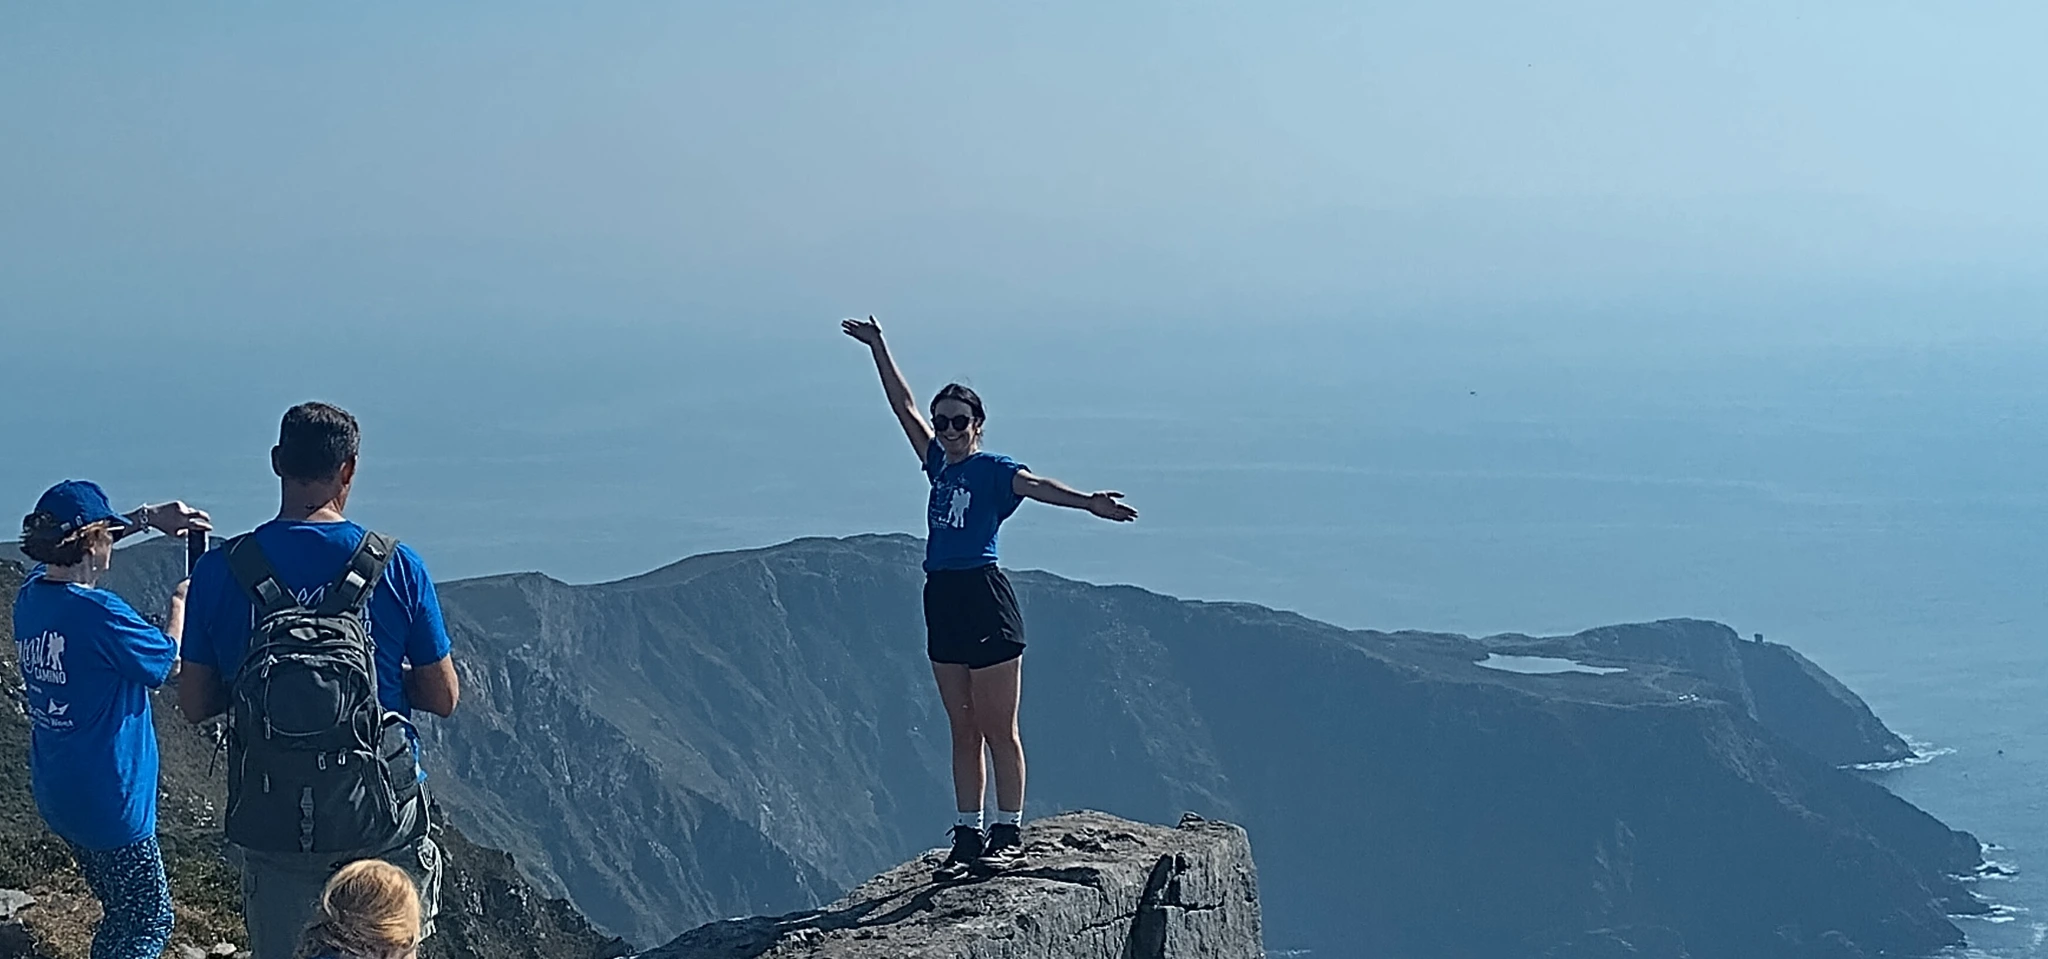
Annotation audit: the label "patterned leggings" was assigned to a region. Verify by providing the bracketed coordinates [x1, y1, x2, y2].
[68, 836, 176, 959]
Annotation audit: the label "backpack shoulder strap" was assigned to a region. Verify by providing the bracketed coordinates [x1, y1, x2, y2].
[225, 534, 298, 619]
[313, 531, 398, 617]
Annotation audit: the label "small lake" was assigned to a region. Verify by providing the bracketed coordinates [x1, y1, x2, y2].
[1476, 654, 1628, 676]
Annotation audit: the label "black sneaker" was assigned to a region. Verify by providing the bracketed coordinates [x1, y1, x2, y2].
[972, 823, 1023, 876]
[933, 825, 984, 882]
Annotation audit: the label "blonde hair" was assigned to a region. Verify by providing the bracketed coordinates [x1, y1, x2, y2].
[294, 859, 422, 959]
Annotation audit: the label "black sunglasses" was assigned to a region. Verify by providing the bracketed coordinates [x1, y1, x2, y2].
[932, 414, 977, 433]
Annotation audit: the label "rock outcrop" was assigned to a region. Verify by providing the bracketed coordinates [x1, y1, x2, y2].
[641, 812, 1261, 959]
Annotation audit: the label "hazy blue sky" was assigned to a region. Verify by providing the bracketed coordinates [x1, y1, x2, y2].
[3, 2, 2045, 589]
[4, 1, 2043, 352]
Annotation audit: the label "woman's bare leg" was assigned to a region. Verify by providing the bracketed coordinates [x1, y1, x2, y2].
[931, 662, 986, 813]
[970, 657, 1025, 815]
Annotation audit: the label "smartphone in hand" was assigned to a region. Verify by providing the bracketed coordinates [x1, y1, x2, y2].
[186, 530, 208, 575]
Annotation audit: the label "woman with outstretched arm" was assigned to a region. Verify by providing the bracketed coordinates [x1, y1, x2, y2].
[13, 480, 210, 959]
[842, 315, 1137, 881]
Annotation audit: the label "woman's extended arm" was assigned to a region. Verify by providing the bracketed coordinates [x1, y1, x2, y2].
[162, 579, 187, 681]
[843, 316, 935, 458]
[1013, 470, 1138, 522]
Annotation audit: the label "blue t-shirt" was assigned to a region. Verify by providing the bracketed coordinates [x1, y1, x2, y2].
[182, 520, 451, 716]
[13, 571, 177, 850]
[923, 440, 1027, 573]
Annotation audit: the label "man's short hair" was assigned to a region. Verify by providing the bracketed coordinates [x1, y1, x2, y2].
[273, 402, 360, 482]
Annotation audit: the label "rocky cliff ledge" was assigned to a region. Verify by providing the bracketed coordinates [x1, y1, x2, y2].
[640, 812, 1261, 959]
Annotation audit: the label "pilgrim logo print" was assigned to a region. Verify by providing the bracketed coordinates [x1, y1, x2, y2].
[19, 630, 69, 685]
[931, 484, 972, 530]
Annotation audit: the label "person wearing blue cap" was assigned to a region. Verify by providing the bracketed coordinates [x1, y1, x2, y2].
[13, 480, 210, 959]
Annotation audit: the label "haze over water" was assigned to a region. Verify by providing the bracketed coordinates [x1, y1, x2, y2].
[6, 3, 2046, 954]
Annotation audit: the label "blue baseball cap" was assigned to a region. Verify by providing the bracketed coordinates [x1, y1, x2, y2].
[32, 480, 135, 536]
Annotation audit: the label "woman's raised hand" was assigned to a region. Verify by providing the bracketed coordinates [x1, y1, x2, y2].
[143, 502, 213, 538]
[841, 315, 885, 347]
[1086, 492, 1138, 523]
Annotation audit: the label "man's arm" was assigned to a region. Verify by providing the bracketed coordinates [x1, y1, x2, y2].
[180, 662, 228, 723]
[404, 657, 460, 718]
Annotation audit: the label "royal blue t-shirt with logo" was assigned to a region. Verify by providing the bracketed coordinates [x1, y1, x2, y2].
[923, 440, 1028, 573]
[182, 520, 452, 716]
[13, 571, 178, 851]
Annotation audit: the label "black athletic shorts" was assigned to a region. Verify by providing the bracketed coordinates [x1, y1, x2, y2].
[924, 565, 1026, 669]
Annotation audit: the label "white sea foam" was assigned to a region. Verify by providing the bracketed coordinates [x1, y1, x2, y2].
[1974, 859, 2022, 882]
[1961, 903, 2030, 925]
[1851, 736, 1956, 772]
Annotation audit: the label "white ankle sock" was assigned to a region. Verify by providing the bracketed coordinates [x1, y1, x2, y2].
[956, 810, 985, 830]
[993, 809, 1022, 827]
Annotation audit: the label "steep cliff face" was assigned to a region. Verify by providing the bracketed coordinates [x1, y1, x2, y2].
[416, 535, 1978, 959]
[642, 811, 1261, 959]
[421, 809, 631, 959]
[415, 585, 837, 943]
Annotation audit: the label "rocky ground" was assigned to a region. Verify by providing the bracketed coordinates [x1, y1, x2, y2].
[642, 811, 1261, 959]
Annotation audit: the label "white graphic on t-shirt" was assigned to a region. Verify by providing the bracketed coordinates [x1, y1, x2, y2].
[944, 488, 972, 528]
[26, 699, 74, 732]
[19, 630, 68, 686]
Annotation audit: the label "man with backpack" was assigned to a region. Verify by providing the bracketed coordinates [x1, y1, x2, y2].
[179, 402, 460, 959]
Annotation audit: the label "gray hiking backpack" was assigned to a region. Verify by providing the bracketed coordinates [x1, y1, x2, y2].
[223, 531, 427, 855]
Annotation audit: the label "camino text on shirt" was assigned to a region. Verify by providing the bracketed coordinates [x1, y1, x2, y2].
[20, 629, 68, 685]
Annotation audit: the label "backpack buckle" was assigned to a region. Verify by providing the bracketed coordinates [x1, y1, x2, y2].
[299, 786, 317, 853]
